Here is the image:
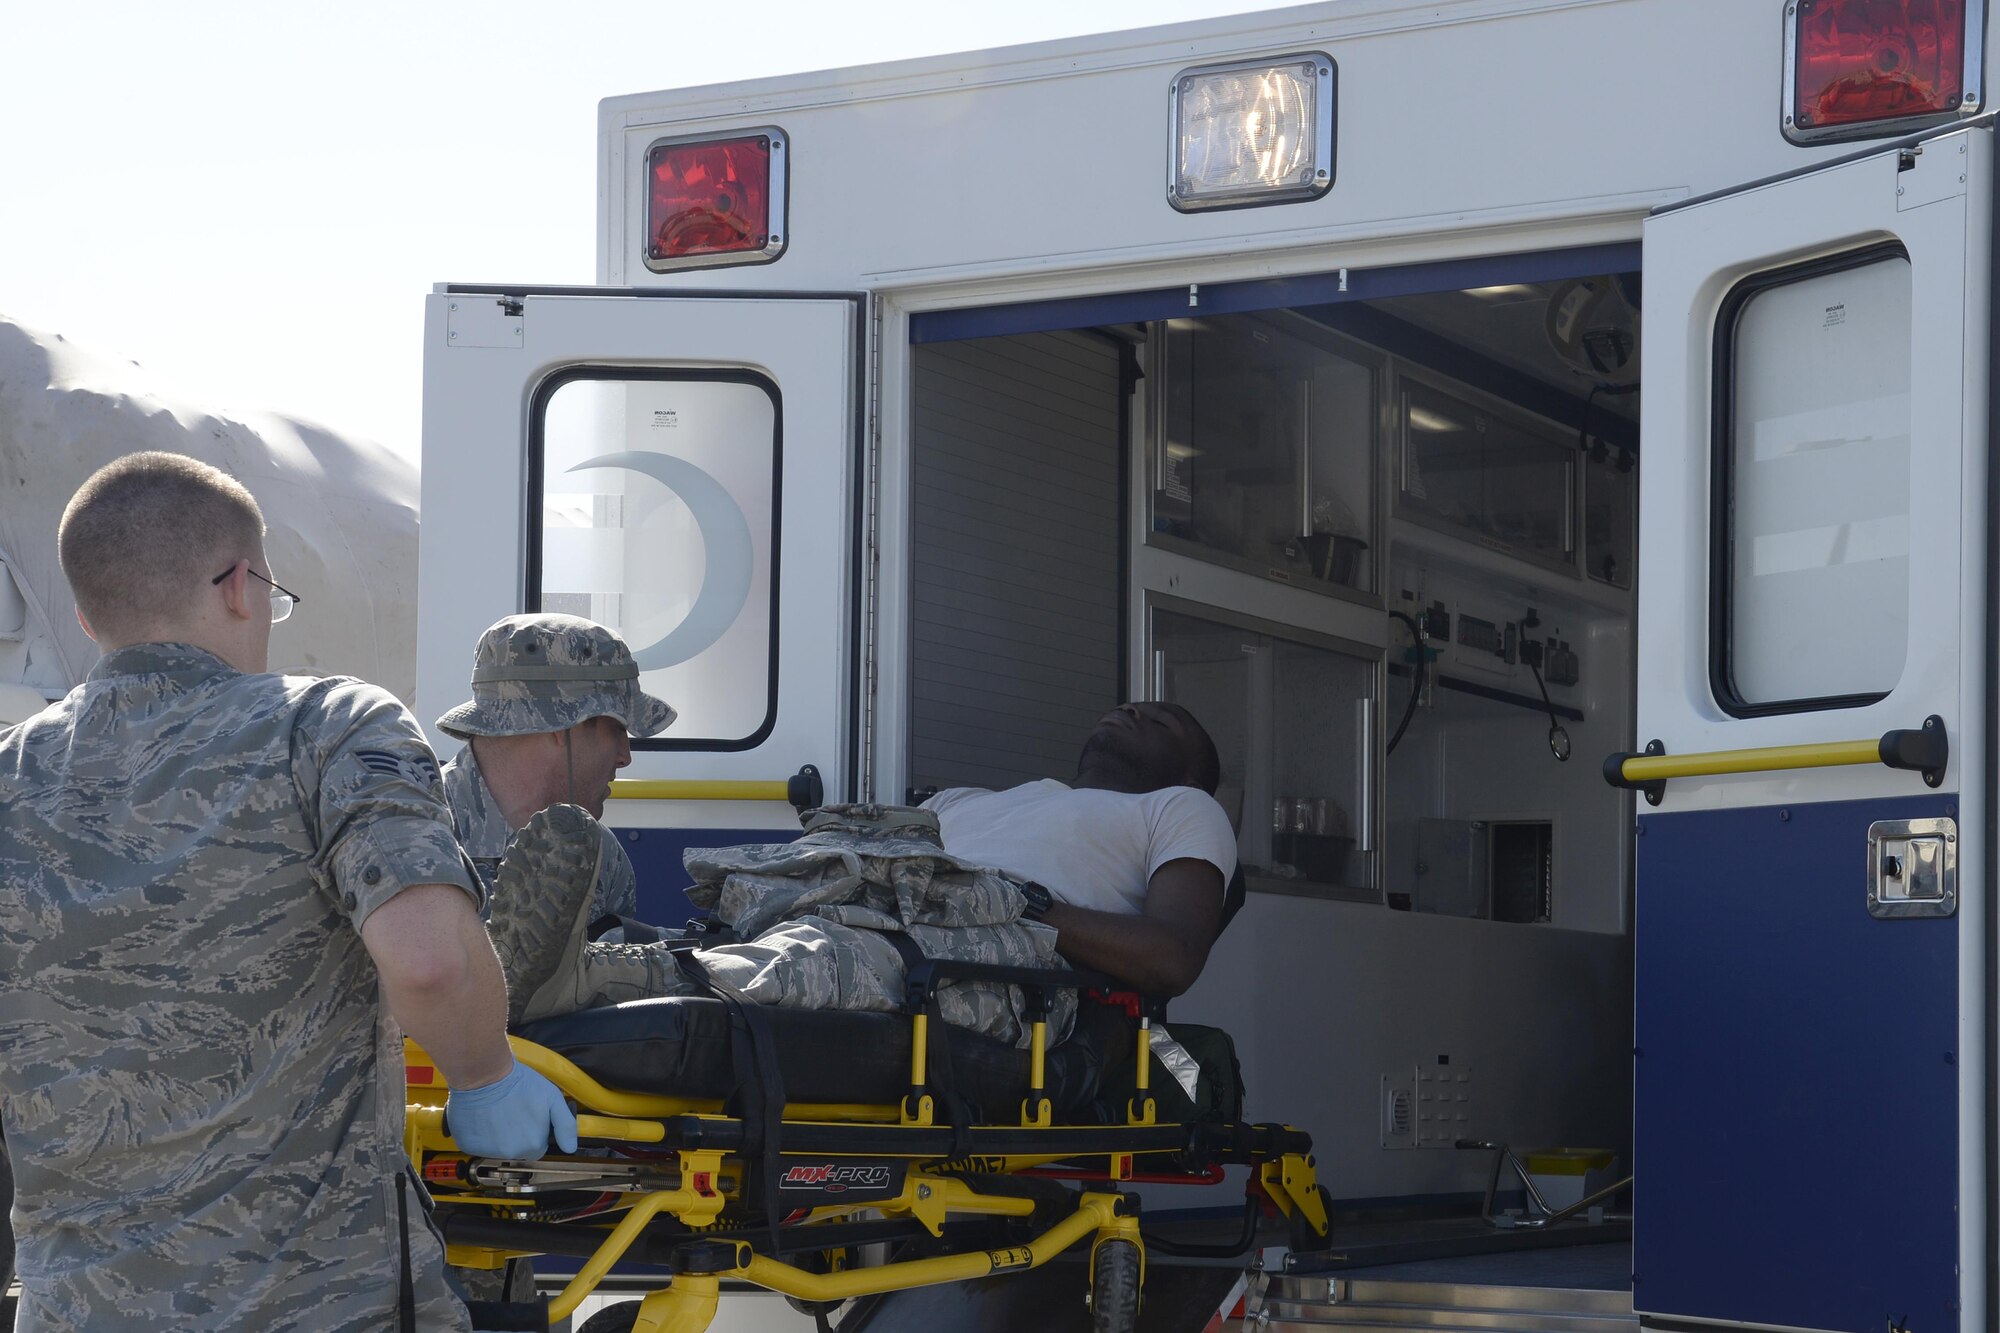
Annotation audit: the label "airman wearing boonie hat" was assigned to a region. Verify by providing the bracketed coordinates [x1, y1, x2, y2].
[436, 613, 676, 928]
[435, 613, 675, 1305]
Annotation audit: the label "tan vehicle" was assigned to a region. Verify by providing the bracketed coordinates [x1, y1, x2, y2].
[0, 314, 420, 723]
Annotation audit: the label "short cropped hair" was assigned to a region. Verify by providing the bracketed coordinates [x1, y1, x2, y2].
[1159, 702, 1223, 795]
[59, 452, 265, 638]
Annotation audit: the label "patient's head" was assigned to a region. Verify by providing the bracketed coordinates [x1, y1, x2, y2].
[1075, 701, 1221, 796]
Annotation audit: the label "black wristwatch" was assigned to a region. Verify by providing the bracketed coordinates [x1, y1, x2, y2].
[1018, 881, 1055, 921]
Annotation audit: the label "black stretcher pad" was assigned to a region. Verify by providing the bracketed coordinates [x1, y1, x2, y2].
[516, 996, 1115, 1115]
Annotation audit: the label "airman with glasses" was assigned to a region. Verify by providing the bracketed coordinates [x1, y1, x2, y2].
[210, 560, 301, 623]
[1, 451, 571, 1331]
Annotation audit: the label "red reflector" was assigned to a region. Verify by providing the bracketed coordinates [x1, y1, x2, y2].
[1794, 0, 1969, 134]
[647, 135, 774, 263]
[406, 1065, 435, 1085]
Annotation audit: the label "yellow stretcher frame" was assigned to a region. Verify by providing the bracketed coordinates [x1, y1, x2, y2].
[405, 1001, 1329, 1333]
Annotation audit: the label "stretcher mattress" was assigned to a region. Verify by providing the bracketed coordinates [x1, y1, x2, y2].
[517, 996, 1116, 1115]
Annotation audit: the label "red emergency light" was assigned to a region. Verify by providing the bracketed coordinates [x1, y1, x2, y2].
[644, 128, 789, 271]
[1786, 0, 1983, 144]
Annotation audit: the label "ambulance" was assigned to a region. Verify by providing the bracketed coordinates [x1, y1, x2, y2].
[415, 1, 1995, 1327]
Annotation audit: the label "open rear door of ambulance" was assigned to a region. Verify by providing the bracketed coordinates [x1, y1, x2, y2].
[414, 288, 867, 907]
[1635, 127, 1991, 1330]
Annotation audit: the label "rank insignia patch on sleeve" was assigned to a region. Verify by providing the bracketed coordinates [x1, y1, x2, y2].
[354, 749, 444, 790]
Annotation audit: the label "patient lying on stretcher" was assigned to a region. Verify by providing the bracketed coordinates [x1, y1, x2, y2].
[486, 703, 1236, 1047]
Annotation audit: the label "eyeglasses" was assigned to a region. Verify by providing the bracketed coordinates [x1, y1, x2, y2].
[211, 563, 302, 624]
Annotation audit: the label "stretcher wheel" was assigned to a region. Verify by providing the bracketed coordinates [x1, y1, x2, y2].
[1089, 1238, 1141, 1333]
[574, 1301, 640, 1333]
[1288, 1183, 1336, 1253]
[783, 1243, 850, 1319]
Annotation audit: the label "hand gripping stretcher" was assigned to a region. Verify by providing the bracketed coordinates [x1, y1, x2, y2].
[404, 945, 1331, 1333]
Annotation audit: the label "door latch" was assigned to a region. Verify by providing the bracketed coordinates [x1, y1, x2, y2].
[1866, 817, 1956, 919]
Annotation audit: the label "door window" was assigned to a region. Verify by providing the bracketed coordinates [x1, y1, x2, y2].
[530, 369, 780, 749]
[1715, 248, 1910, 713]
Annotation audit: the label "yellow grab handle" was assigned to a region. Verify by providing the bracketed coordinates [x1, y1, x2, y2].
[608, 764, 823, 810]
[1605, 717, 1947, 805]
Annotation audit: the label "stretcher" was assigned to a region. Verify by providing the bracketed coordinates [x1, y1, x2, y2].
[404, 952, 1330, 1333]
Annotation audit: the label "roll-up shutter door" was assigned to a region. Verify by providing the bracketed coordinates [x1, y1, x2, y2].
[908, 331, 1124, 793]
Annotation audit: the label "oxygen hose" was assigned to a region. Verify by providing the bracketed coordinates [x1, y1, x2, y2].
[1385, 610, 1427, 757]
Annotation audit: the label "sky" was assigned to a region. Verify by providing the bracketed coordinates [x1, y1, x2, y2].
[1, 1, 1280, 466]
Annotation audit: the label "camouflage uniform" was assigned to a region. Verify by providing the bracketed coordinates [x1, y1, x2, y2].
[441, 742, 638, 929]
[435, 613, 675, 744]
[509, 806, 1074, 1047]
[434, 614, 671, 1307]
[684, 807, 1078, 1046]
[0, 644, 480, 1333]
[436, 612, 672, 934]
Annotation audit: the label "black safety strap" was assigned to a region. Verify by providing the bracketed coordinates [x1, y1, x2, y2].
[394, 1171, 418, 1333]
[588, 912, 665, 944]
[588, 913, 737, 947]
[668, 943, 787, 1261]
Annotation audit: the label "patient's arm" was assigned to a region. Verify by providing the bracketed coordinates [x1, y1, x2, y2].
[1038, 857, 1224, 998]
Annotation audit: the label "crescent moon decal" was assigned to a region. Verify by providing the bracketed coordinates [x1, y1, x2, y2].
[568, 450, 756, 671]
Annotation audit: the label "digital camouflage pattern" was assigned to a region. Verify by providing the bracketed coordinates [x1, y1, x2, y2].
[435, 613, 675, 742]
[441, 742, 637, 928]
[488, 804, 1072, 1046]
[486, 804, 619, 1027]
[0, 643, 480, 1333]
[684, 803, 1076, 1045]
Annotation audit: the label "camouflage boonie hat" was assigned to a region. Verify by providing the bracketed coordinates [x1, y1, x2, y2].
[436, 613, 677, 741]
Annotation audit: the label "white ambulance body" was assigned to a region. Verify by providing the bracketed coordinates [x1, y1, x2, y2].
[418, 1, 1995, 1326]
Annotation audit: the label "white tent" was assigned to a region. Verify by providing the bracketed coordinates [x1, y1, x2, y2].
[0, 316, 419, 724]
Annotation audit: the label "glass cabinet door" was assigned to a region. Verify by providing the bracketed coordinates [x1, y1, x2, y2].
[1397, 377, 1577, 571]
[1152, 315, 1377, 596]
[1152, 605, 1377, 900]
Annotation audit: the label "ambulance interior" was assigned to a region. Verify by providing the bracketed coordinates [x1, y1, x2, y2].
[904, 267, 1640, 1261]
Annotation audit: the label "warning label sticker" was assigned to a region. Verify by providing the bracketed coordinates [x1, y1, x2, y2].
[987, 1247, 1034, 1273]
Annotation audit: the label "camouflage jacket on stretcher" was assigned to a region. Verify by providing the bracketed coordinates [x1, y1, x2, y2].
[679, 807, 1075, 1047]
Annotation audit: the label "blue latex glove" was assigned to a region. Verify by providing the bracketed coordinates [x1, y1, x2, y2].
[445, 1060, 579, 1159]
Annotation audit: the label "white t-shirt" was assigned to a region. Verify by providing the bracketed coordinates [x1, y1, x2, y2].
[923, 779, 1237, 917]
